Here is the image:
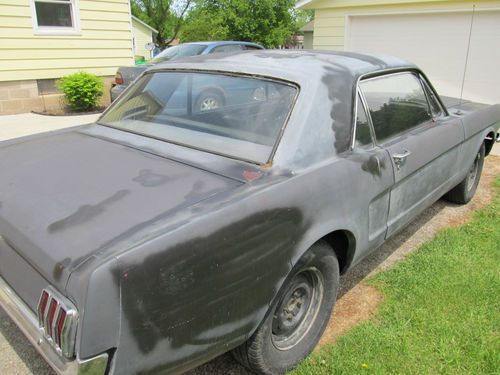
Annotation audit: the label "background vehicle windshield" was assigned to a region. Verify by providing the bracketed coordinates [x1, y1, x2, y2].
[99, 72, 297, 163]
[151, 44, 206, 64]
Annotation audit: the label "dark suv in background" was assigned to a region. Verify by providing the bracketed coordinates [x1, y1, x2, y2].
[111, 41, 264, 102]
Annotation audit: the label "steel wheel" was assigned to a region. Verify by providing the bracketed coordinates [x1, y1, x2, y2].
[271, 269, 324, 351]
[232, 241, 339, 375]
[466, 151, 481, 191]
[443, 143, 485, 205]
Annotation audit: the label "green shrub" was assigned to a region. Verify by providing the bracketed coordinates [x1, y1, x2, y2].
[58, 72, 104, 111]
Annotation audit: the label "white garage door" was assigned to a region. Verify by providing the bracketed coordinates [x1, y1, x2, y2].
[347, 11, 500, 104]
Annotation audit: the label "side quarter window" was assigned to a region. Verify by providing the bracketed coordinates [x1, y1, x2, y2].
[244, 45, 263, 50]
[421, 78, 443, 117]
[354, 95, 374, 149]
[360, 73, 432, 143]
[211, 44, 243, 53]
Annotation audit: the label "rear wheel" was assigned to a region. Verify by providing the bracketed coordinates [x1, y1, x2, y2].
[444, 143, 485, 204]
[232, 241, 339, 374]
[195, 90, 224, 112]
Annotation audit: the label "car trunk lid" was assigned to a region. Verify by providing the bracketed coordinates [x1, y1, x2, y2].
[0, 130, 242, 297]
[116, 65, 148, 86]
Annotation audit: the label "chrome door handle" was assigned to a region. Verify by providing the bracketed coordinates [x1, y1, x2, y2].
[392, 149, 411, 170]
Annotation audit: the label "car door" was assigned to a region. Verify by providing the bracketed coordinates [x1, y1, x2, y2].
[359, 71, 464, 237]
[346, 93, 394, 262]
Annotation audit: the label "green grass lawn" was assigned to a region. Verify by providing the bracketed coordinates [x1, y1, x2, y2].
[293, 178, 500, 375]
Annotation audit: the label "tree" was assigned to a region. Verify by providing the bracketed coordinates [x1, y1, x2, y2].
[180, 6, 227, 43]
[292, 8, 314, 30]
[183, 0, 297, 48]
[131, 0, 194, 48]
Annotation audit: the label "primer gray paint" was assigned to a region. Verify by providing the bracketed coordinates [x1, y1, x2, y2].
[0, 50, 499, 375]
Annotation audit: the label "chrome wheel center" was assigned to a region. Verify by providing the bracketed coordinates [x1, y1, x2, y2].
[200, 98, 219, 111]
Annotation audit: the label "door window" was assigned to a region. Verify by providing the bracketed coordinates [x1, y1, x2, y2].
[360, 73, 432, 143]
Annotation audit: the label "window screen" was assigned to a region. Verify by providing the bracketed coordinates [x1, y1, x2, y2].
[360, 73, 432, 143]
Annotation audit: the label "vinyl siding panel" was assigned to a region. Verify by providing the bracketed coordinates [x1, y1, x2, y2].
[305, 0, 500, 10]
[0, 0, 134, 81]
[312, 0, 500, 50]
[132, 19, 154, 60]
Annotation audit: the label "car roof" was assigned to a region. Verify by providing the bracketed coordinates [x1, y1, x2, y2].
[145, 50, 418, 162]
[184, 41, 264, 48]
[148, 50, 415, 86]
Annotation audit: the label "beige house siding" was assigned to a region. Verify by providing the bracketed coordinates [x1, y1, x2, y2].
[132, 17, 156, 60]
[0, 0, 134, 82]
[0, 0, 134, 114]
[303, 32, 314, 49]
[306, 0, 500, 50]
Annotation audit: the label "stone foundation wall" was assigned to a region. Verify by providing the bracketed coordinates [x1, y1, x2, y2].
[0, 77, 114, 115]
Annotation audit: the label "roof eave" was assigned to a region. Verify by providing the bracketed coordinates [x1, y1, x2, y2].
[131, 15, 159, 34]
[295, 0, 314, 8]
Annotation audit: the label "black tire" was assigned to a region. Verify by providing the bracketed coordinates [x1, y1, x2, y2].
[195, 90, 224, 112]
[232, 241, 339, 374]
[444, 143, 485, 204]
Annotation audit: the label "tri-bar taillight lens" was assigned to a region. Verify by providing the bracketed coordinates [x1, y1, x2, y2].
[37, 289, 78, 358]
[114, 72, 124, 85]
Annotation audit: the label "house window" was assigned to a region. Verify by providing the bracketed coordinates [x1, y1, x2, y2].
[31, 0, 80, 34]
[37, 79, 59, 95]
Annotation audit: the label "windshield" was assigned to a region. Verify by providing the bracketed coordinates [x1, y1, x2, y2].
[150, 44, 206, 64]
[99, 72, 297, 163]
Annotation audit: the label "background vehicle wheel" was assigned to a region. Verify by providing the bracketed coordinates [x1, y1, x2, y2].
[195, 90, 224, 112]
[444, 143, 485, 204]
[232, 241, 339, 374]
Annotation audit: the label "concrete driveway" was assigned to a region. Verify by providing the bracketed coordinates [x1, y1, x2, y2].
[0, 112, 100, 141]
[0, 113, 499, 375]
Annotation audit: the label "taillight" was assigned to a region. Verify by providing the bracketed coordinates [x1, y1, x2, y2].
[37, 290, 49, 326]
[55, 308, 67, 347]
[46, 298, 58, 337]
[115, 72, 124, 85]
[37, 288, 78, 358]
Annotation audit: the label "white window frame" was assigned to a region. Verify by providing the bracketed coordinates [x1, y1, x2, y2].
[30, 0, 81, 36]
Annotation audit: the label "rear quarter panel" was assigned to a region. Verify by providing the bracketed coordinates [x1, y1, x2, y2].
[107, 153, 392, 375]
[454, 103, 500, 179]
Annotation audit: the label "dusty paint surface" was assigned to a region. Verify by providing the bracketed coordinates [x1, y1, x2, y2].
[0, 51, 499, 375]
[2, 156, 498, 375]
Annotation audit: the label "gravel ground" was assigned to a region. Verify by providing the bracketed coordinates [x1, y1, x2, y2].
[1, 155, 499, 375]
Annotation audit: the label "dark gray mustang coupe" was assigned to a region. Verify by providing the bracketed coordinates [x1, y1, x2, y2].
[0, 51, 499, 375]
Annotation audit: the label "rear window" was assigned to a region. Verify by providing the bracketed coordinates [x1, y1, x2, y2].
[99, 72, 297, 163]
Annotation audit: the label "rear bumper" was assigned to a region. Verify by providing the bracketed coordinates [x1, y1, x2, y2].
[0, 275, 108, 375]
